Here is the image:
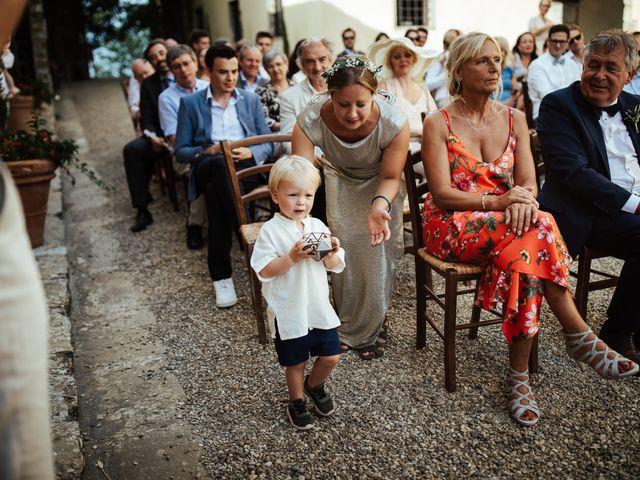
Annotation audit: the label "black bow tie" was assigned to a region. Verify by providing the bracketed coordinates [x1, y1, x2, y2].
[596, 104, 619, 117]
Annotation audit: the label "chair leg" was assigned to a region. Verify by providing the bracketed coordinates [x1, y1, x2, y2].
[164, 155, 180, 212]
[528, 332, 539, 373]
[468, 280, 482, 339]
[247, 253, 268, 345]
[416, 257, 427, 349]
[155, 160, 167, 196]
[574, 250, 591, 321]
[444, 272, 458, 393]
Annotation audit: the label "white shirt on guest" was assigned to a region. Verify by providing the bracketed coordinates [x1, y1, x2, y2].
[528, 51, 582, 119]
[598, 108, 640, 213]
[206, 87, 245, 143]
[251, 213, 345, 341]
[127, 77, 140, 114]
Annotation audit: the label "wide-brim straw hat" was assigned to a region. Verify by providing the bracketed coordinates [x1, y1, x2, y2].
[366, 37, 439, 82]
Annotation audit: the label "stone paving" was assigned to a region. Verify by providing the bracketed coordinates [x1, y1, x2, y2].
[47, 79, 640, 479]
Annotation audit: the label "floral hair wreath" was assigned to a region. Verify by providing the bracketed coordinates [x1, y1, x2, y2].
[321, 56, 383, 80]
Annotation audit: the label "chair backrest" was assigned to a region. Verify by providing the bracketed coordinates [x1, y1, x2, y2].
[529, 129, 545, 189]
[403, 149, 429, 252]
[220, 134, 292, 226]
[521, 80, 535, 129]
[120, 77, 130, 102]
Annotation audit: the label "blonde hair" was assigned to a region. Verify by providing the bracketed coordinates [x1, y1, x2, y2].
[384, 45, 417, 73]
[268, 155, 321, 191]
[446, 32, 503, 102]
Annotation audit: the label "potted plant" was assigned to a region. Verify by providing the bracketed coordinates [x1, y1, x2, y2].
[7, 79, 54, 132]
[0, 114, 109, 247]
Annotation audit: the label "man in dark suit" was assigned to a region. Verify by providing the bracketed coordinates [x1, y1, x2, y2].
[537, 29, 640, 365]
[175, 45, 273, 308]
[122, 38, 174, 232]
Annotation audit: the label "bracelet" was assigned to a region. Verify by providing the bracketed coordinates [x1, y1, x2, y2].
[372, 195, 392, 212]
[481, 193, 488, 211]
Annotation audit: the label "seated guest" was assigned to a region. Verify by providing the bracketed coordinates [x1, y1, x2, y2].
[280, 37, 333, 223]
[404, 28, 419, 45]
[189, 29, 211, 55]
[123, 39, 174, 233]
[196, 47, 210, 82]
[255, 31, 274, 81]
[417, 28, 429, 47]
[564, 24, 585, 67]
[368, 36, 437, 149]
[421, 32, 638, 427]
[158, 45, 209, 250]
[337, 27, 365, 57]
[527, 24, 581, 121]
[175, 46, 273, 308]
[512, 32, 538, 79]
[236, 44, 269, 92]
[165, 38, 179, 49]
[374, 32, 389, 43]
[624, 31, 640, 94]
[255, 48, 293, 132]
[127, 58, 154, 133]
[425, 29, 461, 108]
[495, 37, 515, 105]
[537, 29, 640, 367]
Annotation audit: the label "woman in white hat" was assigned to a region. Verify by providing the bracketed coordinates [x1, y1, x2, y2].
[367, 37, 438, 149]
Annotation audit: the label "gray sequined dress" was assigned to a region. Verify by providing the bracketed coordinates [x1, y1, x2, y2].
[297, 97, 407, 348]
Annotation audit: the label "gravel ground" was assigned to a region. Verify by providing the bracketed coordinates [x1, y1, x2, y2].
[68, 80, 639, 479]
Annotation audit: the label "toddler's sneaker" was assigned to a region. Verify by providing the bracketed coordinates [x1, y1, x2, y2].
[287, 399, 314, 430]
[304, 375, 335, 417]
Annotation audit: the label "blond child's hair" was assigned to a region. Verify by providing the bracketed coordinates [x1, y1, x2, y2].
[268, 155, 322, 191]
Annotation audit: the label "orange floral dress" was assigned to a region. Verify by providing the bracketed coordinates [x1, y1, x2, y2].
[422, 108, 572, 344]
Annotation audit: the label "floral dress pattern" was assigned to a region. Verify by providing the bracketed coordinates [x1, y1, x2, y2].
[256, 81, 294, 130]
[422, 108, 573, 344]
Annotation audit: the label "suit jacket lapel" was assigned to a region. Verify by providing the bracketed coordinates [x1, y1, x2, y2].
[574, 83, 610, 177]
[198, 89, 212, 140]
[234, 91, 251, 135]
[618, 93, 640, 163]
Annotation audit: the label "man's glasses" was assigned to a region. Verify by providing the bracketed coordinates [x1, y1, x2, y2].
[548, 39, 568, 45]
[569, 34, 582, 45]
[343, 36, 355, 40]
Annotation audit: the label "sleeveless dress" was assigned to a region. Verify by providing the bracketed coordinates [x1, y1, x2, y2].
[422, 108, 573, 344]
[298, 97, 407, 349]
[383, 77, 437, 139]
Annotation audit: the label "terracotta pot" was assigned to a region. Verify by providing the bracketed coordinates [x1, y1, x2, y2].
[7, 95, 38, 133]
[5, 159, 57, 247]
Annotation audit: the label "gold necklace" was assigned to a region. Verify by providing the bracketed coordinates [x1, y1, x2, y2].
[457, 102, 490, 132]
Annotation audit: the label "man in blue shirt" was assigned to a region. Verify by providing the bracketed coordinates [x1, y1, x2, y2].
[158, 44, 209, 249]
[175, 46, 273, 308]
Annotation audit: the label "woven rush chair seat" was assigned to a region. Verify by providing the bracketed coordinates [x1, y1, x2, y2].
[221, 133, 292, 344]
[417, 249, 484, 275]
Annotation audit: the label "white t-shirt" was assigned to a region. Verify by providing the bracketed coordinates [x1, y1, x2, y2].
[250, 213, 345, 340]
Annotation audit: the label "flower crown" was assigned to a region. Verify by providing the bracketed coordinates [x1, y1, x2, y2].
[321, 56, 383, 80]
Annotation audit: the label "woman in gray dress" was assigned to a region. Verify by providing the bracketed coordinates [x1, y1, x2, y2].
[291, 56, 409, 359]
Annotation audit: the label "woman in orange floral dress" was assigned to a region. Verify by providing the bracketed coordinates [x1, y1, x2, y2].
[421, 32, 638, 427]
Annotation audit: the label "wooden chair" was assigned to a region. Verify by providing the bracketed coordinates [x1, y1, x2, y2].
[404, 150, 538, 392]
[221, 134, 291, 344]
[529, 130, 619, 321]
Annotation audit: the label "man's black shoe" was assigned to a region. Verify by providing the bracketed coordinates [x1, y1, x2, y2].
[186, 225, 204, 250]
[304, 375, 335, 417]
[599, 322, 640, 374]
[287, 399, 313, 430]
[130, 208, 153, 233]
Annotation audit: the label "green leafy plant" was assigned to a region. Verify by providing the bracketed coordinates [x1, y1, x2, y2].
[0, 114, 111, 190]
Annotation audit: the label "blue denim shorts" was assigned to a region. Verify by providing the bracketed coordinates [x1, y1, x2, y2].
[274, 322, 341, 367]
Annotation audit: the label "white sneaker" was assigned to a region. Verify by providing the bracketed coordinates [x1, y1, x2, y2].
[213, 278, 238, 308]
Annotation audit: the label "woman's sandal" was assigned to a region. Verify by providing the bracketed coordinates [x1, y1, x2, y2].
[375, 321, 389, 347]
[507, 367, 540, 427]
[564, 327, 640, 379]
[358, 344, 384, 360]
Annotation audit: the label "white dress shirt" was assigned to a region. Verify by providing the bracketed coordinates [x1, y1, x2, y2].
[279, 79, 326, 156]
[206, 87, 245, 143]
[127, 77, 140, 114]
[598, 109, 640, 213]
[424, 53, 448, 108]
[251, 213, 346, 340]
[528, 51, 582, 119]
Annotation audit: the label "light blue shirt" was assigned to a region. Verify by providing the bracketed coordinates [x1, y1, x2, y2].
[206, 87, 245, 143]
[158, 78, 209, 137]
[239, 71, 264, 93]
[623, 71, 640, 96]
